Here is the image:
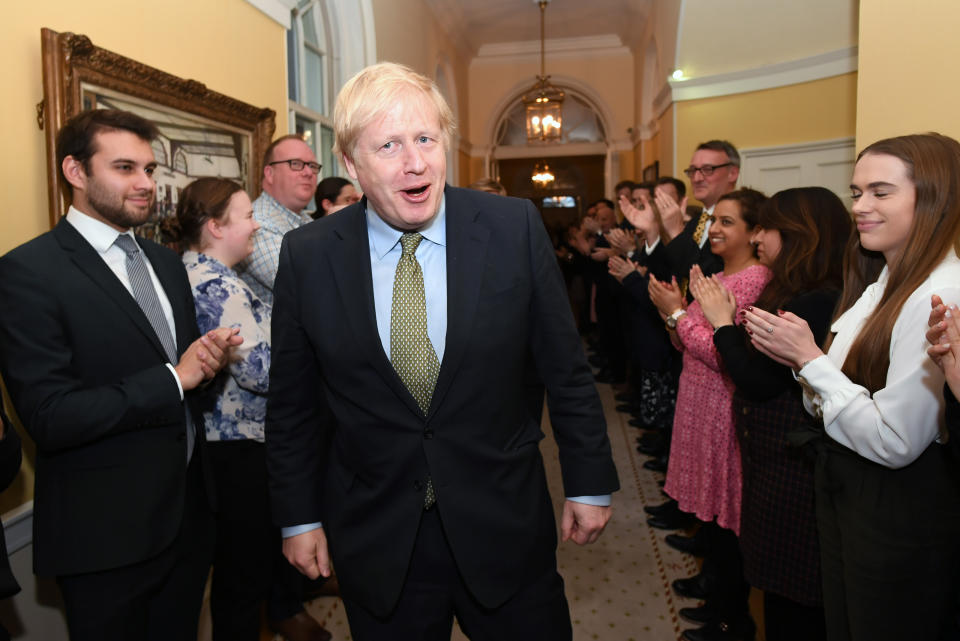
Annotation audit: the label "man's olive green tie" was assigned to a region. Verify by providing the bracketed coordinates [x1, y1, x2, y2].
[390, 232, 439, 509]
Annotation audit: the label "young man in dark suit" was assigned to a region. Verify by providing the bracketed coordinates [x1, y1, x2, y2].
[266, 62, 619, 640]
[0, 109, 241, 640]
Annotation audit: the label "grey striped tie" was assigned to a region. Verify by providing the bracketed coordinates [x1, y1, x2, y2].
[114, 234, 194, 459]
[114, 234, 178, 364]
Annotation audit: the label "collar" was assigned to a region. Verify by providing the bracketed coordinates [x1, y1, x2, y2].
[182, 250, 233, 276]
[65, 205, 137, 254]
[255, 190, 310, 227]
[366, 194, 447, 260]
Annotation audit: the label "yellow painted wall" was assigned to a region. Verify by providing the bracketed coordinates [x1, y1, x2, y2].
[0, 0, 286, 513]
[675, 73, 857, 201]
[1, 1, 286, 255]
[857, 0, 960, 145]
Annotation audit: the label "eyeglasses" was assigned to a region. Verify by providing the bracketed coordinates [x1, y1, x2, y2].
[683, 162, 733, 179]
[268, 159, 322, 174]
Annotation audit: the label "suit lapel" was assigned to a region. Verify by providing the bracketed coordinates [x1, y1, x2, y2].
[53, 219, 171, 362]
[429, 188, 489, 417]
[328, 204, 424, 417]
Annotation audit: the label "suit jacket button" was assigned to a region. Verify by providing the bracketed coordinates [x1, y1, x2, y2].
[423, 429, 434, 439]
[413, 480, 423, 491]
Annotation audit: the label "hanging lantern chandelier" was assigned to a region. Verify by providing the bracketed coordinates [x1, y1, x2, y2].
[531, 161, 555, 188]
[522, 0, 564, 143]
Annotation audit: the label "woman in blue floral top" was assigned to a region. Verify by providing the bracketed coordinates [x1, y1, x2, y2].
[175, 177, 307, 641]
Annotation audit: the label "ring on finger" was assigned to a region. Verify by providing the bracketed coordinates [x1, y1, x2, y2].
[766, 326, 774, 334]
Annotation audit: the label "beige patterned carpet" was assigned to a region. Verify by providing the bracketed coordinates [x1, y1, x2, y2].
[285, 381, 713, 641]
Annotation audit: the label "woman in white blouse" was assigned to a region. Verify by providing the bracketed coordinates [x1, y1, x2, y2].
[741, 133, 960, 641]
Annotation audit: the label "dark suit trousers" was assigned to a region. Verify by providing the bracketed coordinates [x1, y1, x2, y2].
[342, 507, 572, 641]
[56, 454, 214, 641]
[207, 440, 304, 641]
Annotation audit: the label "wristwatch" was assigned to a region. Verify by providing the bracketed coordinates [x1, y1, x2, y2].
[665, 308, 686, 330]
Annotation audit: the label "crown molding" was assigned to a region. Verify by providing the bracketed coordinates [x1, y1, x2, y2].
[740, 136, 855, 159]
[669, 47, 858, 102]
[243, 0, 297, 29]
[473, 34, 630, 65]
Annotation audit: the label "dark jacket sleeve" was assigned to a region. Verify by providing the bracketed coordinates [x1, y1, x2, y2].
[714, 288, 840, 402]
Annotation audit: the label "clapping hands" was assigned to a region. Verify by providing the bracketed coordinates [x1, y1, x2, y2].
[688, 265, 736, 329]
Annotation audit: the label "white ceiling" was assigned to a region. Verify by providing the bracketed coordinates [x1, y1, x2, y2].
[425, 0, 653, 53]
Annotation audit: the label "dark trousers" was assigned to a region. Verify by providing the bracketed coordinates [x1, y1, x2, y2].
[208, 440, 304, 641]
[342, 508, 572, 641]
[815, 442, 960, 641]
[763, 591, 826, 641]
[57, 455, 214, 641]
[701, 523, 750, 623]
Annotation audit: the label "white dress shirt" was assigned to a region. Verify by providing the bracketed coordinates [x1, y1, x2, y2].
[799, 251, 960, 468]
[65, 206, 184, 398]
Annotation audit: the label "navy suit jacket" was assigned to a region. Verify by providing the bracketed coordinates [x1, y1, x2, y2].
[266, 186, 619, 616]
[0, 218, 209, 576]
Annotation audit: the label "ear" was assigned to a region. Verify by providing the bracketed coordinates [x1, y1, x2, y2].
[342, 153, 359, 181]
[62, 155, 87, 192]
[205, 217, 226, 240]
[729, 165, 741, 185]
[262, 164, 275, 189]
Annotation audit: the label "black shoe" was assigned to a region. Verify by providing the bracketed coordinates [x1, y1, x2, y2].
[637, 439, 665, 456]
[647, 509, 694, 530]
[644, 499, 677, 516]
[616, 403, 639, 413]
[679, 603, 716, 625]
[672, 572, 713, 600]
[614, 391, 637, 403]
[594, 369, 625, 384]
[681, 618, 756, 641]
[642, 455, 668, 473]
[666, 532, 709, 557]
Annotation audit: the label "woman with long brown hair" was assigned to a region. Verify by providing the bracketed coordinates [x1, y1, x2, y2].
[691, 187, 851, 640]
[744, 133, 960, 641]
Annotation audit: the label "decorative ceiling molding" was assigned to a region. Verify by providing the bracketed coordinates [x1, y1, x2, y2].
[243, 0, 297, 29]
[473, 35, 629, 65]
[669, 46, 858, 102]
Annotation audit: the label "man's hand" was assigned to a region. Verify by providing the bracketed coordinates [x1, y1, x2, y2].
[605, 228, 637, 256]
[618, 193, 656, 240]
[561, 500, 611, 545]
[654, 187, 688, 241]
[175, 327, 243, 391]
[608, 255, 639, 283]
[590, 247, 617, 263]
[282, 528, 332, 580]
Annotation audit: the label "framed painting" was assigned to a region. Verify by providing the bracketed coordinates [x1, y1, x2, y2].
[642, 160, 659, 183]
[39, 28, 276, 242]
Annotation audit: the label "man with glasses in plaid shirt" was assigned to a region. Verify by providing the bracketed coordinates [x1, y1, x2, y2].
[238, 134, 321, 305]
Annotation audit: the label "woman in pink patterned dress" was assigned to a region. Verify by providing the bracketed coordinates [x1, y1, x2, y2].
[649, 188, 771, 641]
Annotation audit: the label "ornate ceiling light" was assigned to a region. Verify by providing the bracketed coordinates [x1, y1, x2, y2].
[532, 160, 555, 187]
[522, 0, 564, 143]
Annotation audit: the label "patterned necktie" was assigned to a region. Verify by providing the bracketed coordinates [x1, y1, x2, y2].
[691, 208, 711, 247]
[114, 234, 178, 363]
[390, 232, 439, 509]
[114, 234, 194, 459]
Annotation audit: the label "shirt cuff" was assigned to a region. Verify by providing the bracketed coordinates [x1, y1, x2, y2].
[567, 495, 611, 507]
[165, 363, 184, 401]
[644, 237, 660, 254]
[282, 522, 323, 538]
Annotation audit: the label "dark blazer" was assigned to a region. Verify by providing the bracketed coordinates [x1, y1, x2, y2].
[0, 218, 208, 577]
[266, 186, 619, 617]
[0, 406, 21, 599]
[648, 208, 722, 284]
